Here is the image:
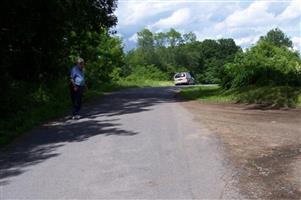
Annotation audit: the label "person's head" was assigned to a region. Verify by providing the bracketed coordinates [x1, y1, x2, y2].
[76, 57, 85, 69]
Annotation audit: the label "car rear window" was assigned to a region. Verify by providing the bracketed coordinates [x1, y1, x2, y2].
[175, 73, 185, 78]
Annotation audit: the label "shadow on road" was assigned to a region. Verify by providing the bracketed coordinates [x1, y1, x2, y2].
[0, 87, 181, 185]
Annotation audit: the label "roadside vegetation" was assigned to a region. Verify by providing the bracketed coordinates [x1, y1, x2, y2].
[180, 28, 301, 108]
[180, 85, 301, 107]
[0, 1, 124, 145]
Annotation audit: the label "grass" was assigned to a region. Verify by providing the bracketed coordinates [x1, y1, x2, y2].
[180, 85, 301, 108]
[179, 85, 235, 103]
[0, 79, 172, 147]
[117, 79, 173, 87]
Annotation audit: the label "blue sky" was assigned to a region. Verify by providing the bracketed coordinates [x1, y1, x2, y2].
[114, 0, 301, 51]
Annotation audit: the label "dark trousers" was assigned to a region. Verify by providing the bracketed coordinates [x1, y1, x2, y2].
[70, 85, 83, 116]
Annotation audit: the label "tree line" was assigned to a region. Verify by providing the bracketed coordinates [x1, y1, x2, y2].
[125, 28, 301, 89]
[125, 28, 241, 83]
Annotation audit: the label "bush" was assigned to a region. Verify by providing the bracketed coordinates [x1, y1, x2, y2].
[0, 79, 71, 144]
[125, 64, 169, 81]
[236, 86, 301, 107]
[222, 41, 301, 88]
[179, 85, 301, 108]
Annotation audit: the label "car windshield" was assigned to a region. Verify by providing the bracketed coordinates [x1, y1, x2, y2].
[175, 73, 185, 78]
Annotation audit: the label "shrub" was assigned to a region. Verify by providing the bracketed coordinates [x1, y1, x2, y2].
[222, 41, 301, 88]
[125, 64, 169, 81]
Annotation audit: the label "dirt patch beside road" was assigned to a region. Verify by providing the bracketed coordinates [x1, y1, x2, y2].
[182, 101, 301, 199]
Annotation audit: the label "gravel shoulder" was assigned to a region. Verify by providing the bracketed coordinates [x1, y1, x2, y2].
[182, 101, 301, 199]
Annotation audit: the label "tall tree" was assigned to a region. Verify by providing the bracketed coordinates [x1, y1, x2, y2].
[0, 0, 118, 82]
[259, 28, 293, 48]
[0, 0, 119, 116]
[137, 28, 160, 65]
[166, 28, 183, 47]
[183, 32, 197, 44]
[137, 29, 154, 50]
[154, 32, 167, 47]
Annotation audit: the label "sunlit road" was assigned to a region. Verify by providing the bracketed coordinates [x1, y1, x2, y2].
[0, 87, 239, 199]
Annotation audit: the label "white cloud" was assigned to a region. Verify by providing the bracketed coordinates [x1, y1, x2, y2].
[115, 33, 123, 38]
[214, 1, 275, 31]
[149, 8, 191, 29]
[234, 35, 261, 47]
[115, 0, 301, 51]
[277, 0, 301, 21]
[116, 2, 151, 26]
[116, 0, 181, 27]
[128, 33, 138, 43]
[210, 0, 300, 51]
[292, 36, 301, 51]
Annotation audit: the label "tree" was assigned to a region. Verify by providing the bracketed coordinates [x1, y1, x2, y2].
[0, 0, 118, 81]
[259, 28, 293, 48]
[136, 28, 156, 65]
[183, 32, 197, 44]
[222, 40, 301, 88]
[0, 0, 119, 116]
[218, 39, 241, 60]
[166, 28, 183, 47]
[137, 29, 154, 49]
[154, 32, 167, 47]
[126, 28, 241, 84]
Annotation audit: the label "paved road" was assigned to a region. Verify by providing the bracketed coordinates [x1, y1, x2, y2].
[0, 87, 239, 199]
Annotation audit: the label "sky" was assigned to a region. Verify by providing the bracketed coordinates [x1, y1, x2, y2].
[114, 0, 301, 51]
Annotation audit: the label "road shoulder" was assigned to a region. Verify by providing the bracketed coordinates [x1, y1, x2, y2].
[182, 101, 301, 199]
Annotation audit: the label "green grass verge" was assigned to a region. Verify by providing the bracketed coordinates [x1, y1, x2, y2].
[180, 85, 301, 108]
[179, 85, 235, 103]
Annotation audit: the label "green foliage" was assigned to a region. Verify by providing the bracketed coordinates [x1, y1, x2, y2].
[183, 32, 197, 44]
[137, 29, 155, 49]
[0, 0, 118, 82]
[126, 28, 240, 84]
[81, 31, 125, 86]
[180, 28, 301, 108]
[0, 80, 134, 145]
[179, 85, 233, 103]
[196, 39, 241, 84]
[166, 28, 183, 47]
[222, 40, 301, 88]
[0, 0, 119, 111]
[110, 67, 123, 82]
[118, 79, 173, 88]
[0, 80, 70, 145]
[259, 28, 293, 48]
[0, 1, 123, 145]
[236, 86, 301, 107]
[125, 65, 169, 81]
[180, 85, 301, 108]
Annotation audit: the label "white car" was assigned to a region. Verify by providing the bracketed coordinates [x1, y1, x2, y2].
[174, 72, 195, 85]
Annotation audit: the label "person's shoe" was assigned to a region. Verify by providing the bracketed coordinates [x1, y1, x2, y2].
[72, 115, 76, 120]
[75, 115, 81, 119]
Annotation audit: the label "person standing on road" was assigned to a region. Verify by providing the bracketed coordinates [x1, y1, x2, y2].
[70, 57, 86, 119]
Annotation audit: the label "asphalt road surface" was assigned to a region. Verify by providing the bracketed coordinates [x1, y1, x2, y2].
[0, 87, 240, 199]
